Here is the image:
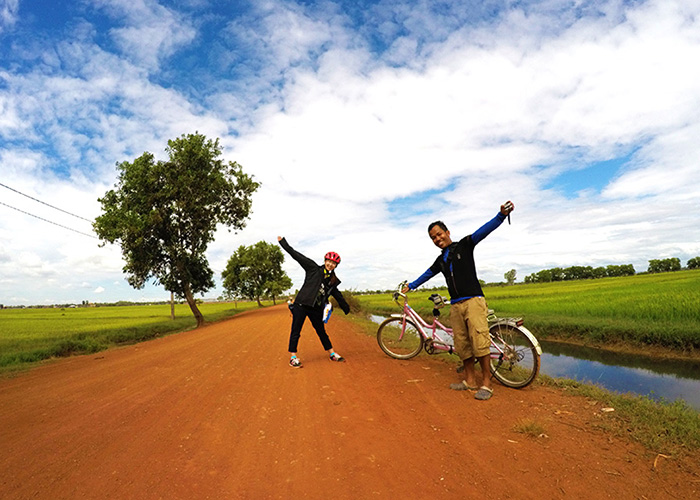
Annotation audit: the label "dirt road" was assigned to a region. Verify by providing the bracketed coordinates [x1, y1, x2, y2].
[1, 305, 697, 499]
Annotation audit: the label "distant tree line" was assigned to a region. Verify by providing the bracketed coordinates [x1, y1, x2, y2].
[524, 264, 635, 283]
[524, 256, 700, 284]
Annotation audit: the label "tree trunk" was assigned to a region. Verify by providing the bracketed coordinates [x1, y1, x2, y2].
[183, 282, 205, 327]
[170, 291, 175, 320]
[256, 296, 262, 307]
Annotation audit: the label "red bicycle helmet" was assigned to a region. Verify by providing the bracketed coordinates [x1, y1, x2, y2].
[324, 251, 341, 264]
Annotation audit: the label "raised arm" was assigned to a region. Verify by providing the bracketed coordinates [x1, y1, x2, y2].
[471, 201, 514, 245]
[277, 236, 317, 271]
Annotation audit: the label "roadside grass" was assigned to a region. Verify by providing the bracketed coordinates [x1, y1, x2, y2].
[538, 375, 700, 458]
[512, 418, 548, 439]
[0, 301, 269, 373]
[356, 269, 700, 354]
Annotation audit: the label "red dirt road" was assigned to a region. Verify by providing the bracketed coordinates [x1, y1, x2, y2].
[1, 305, 698, 499]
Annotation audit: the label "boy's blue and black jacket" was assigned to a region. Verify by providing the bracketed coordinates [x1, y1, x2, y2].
[408, 212, 507, 303]
[278, 237, 350, 314]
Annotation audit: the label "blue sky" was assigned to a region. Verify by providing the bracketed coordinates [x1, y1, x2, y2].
[1, 0, 699, 306]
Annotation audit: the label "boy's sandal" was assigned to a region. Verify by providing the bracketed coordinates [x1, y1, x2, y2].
[289, 357, 302, 368]
[329, 353, 345, 362]
[449, 380, 478, 391]
[474, 386, 493, 400]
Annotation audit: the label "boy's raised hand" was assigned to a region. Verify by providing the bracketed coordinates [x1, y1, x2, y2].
[500, 201, 514, 215]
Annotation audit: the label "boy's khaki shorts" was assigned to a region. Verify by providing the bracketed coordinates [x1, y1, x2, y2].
[450, 296, 490, 360]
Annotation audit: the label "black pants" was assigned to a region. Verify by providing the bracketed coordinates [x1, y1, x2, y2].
[288, 304, 333, 353]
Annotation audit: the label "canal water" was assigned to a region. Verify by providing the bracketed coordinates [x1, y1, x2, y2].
[370, 315, 700, 410]
[539, 340, 700, 410]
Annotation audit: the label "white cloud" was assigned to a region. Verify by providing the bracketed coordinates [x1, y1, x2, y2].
[0, 0, 18, 33]
[1, 0, 700, 305]
[89, 0, 197, 70]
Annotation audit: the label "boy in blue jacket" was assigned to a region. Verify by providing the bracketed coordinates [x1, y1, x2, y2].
[402, 201, 514, 400]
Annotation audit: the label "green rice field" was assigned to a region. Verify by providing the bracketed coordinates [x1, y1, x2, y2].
[0, 301, 266, 370]
[2, 269, 699, 371]
[357, 269, 700, 353]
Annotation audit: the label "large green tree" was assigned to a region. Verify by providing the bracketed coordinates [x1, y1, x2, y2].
[222, 241, 292, 306]
[93, 133, 260, 327]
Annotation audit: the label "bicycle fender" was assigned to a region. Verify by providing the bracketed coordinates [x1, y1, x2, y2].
[389, 313, 404, 319]
[492, 319, 543, 355]
[517, 325, 543, 355]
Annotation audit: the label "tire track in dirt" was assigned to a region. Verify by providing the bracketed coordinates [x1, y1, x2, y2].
[1, 305, 698, 499]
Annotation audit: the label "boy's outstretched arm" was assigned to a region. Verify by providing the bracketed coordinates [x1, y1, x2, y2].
[405, 268, 437, 292]
[472, 201, 515, 245]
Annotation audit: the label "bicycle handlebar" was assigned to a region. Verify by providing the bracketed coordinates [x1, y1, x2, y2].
[392, 281, 408, 302]
[393, 281, 449, 309]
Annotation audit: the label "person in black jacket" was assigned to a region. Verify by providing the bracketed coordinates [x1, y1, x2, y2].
[278, 236, 351, 368]
[402, 201, 514, 400]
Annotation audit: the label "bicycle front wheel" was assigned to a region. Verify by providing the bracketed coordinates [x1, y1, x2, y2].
[377, 317, 424, 359]
[489, 323, 540, 388]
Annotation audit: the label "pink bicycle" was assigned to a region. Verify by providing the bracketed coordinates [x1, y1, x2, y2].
[377, 282, 542, 388]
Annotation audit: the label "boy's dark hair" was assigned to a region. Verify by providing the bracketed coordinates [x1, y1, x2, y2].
[428, 221, 448, 233]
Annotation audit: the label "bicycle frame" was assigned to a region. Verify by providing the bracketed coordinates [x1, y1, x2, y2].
[388, 297, 456, 353]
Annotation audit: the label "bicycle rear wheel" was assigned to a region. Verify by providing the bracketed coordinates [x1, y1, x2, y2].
[377, 317, 424, 359]
[489, 323, 540, 388]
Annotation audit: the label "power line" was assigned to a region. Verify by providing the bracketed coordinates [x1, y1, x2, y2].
[0, 182, 93, 222]
[0, 201, 98, 239]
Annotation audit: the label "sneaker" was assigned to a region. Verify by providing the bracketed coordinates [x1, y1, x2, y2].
[329, 352, 345, 362]
[289, 356, 302, 368]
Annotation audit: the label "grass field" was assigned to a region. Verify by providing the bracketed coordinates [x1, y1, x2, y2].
[0, 301, 268, 371]
[356, 269, 700, 353]
[4, 270, 698, 371]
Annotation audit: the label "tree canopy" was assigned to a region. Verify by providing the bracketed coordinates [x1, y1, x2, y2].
[648, 258, 681, 273]
[93, 132, 260, 326]
[222, 241, 292, 306]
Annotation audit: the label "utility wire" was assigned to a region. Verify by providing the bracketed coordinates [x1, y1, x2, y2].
[0, 182, 93, 222]
[0, 201, 98, 239]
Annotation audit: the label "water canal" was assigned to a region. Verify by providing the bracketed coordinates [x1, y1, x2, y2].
[369, 315, 700, 410]
[539, 340, 700, 410]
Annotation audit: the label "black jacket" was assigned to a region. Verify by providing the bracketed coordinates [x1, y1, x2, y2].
[430, 235, 483, 301]
[279, 237, 350, 314]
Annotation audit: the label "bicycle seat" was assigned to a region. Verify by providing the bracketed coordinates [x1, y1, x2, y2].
[428, 293, 446, 308]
